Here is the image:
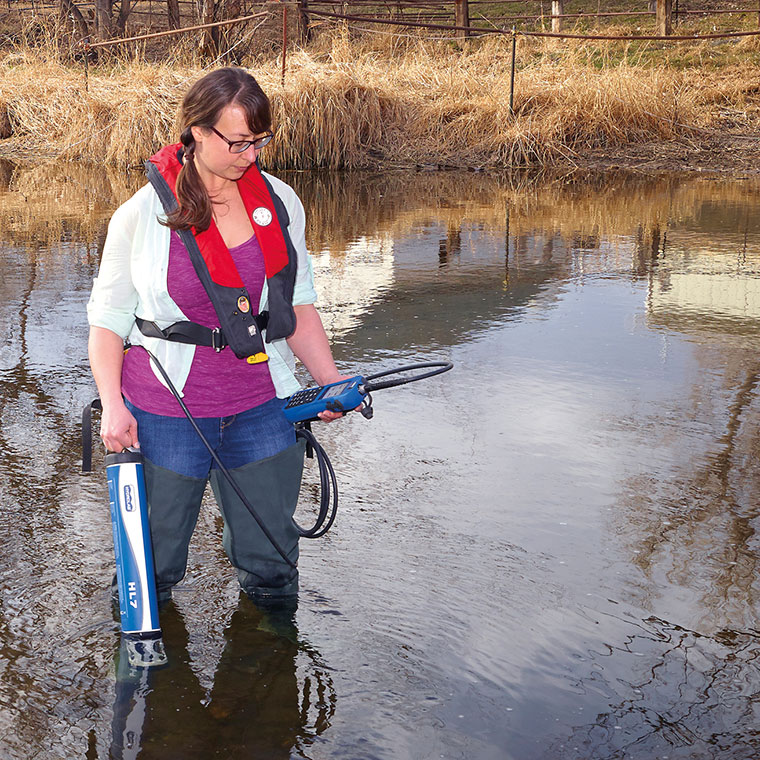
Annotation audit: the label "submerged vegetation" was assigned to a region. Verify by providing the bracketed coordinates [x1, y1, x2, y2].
[0, 11, 759, 170]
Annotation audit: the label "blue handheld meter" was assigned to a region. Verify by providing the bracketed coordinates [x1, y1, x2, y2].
[284, 376, 367, 423]
[283, 362, 454, 424]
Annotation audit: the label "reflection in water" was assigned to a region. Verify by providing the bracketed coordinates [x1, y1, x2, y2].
[548, 616, 760, 760]
[617, 351, 760, 632]
[109, 599, 334, 760]
[1, 162, 760, 758]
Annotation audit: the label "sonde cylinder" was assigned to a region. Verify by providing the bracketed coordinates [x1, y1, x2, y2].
[106, 449, 161, 638]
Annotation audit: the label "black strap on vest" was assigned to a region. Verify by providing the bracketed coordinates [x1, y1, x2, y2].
[135, 314, 268, 352]
[257, 172, 298, 341]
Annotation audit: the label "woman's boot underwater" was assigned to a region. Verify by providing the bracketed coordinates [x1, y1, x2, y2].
[209, 440, 306, 601]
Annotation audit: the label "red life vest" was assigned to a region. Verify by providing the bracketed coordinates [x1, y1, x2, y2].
[144, 144, 298, 361]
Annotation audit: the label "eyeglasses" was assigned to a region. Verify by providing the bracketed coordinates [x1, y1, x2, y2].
[209, 126, 274, 154]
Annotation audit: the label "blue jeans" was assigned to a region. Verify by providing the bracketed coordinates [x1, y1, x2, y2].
[125, 397, 296, 478]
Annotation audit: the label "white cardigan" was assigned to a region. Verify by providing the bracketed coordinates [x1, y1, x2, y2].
[87, 171, 318, 398]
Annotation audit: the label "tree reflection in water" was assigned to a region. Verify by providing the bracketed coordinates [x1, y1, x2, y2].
[549, 616, 760, 759]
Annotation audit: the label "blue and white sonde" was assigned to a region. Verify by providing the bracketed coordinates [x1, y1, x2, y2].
[106, 449, 167, 668]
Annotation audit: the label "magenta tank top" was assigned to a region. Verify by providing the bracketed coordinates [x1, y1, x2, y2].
[121, 231, 276, 417]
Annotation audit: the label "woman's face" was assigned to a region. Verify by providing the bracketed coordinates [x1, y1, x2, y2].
[190, 103, 267, 185]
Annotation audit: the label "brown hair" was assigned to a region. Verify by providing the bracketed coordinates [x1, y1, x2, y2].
[164, 67, 272, 232]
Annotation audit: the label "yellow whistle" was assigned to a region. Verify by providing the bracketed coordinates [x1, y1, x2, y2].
[246, 352, 269, 364]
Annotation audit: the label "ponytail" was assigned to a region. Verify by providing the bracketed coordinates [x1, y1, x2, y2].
[164, 127, 213, 232]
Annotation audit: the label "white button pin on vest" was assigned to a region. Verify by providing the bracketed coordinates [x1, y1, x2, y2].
[252, 207, 273, 226]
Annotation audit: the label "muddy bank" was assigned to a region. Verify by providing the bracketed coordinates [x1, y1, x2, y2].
[1, 136, 758, 176]
[564, 134, 760, 175]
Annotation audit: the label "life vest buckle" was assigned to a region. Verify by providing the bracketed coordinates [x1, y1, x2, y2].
[212, 328, 224, 353]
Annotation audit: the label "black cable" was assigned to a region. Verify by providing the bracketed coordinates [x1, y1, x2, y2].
[362, 361, 453, 393]
[294, 425, 338, 539]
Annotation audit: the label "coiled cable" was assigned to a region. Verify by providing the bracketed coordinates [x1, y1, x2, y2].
[294, 424, 338, 539]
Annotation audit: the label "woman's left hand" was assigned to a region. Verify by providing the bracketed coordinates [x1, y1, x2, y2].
[286, 305, 358, 423]
[317, 408, 345, 423]
[316, 374, 361, 423]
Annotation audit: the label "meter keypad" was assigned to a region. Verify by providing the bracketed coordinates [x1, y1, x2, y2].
[285, 387, 321, 408]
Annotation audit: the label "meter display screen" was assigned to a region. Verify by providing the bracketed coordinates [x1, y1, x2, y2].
[323, 382, 351, 399]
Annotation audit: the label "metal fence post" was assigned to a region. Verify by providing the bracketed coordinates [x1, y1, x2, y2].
[509, 27, 516, 115]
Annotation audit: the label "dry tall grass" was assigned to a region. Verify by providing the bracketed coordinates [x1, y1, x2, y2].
[0, 29, 759, 169]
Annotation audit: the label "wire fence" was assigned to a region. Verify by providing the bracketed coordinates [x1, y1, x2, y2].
[3, 0, 759, 165]
[6, 0, 760, 56]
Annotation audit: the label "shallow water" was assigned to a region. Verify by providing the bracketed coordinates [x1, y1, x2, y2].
[1, 164, 760, 759]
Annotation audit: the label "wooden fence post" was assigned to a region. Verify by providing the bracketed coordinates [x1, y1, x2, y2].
[298, 0, 311, 44]
[656, 0, 672, 35]
[167, 0, 180, 29]
[282, 2, 288, 85]
[116, 0, 131, 34]
[455, 0, 469, 39]
[551, 0, 563, 33]
[198, 0, 216, 55]
[94, 0, 112, 39]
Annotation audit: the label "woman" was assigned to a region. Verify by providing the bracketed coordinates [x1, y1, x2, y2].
[88, 67, 345, 602]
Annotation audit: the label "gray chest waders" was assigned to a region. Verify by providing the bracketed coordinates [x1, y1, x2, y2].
[210, 441, 305, 599]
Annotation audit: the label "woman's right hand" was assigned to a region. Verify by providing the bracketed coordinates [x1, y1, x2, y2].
[100, 400, 139, 453]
